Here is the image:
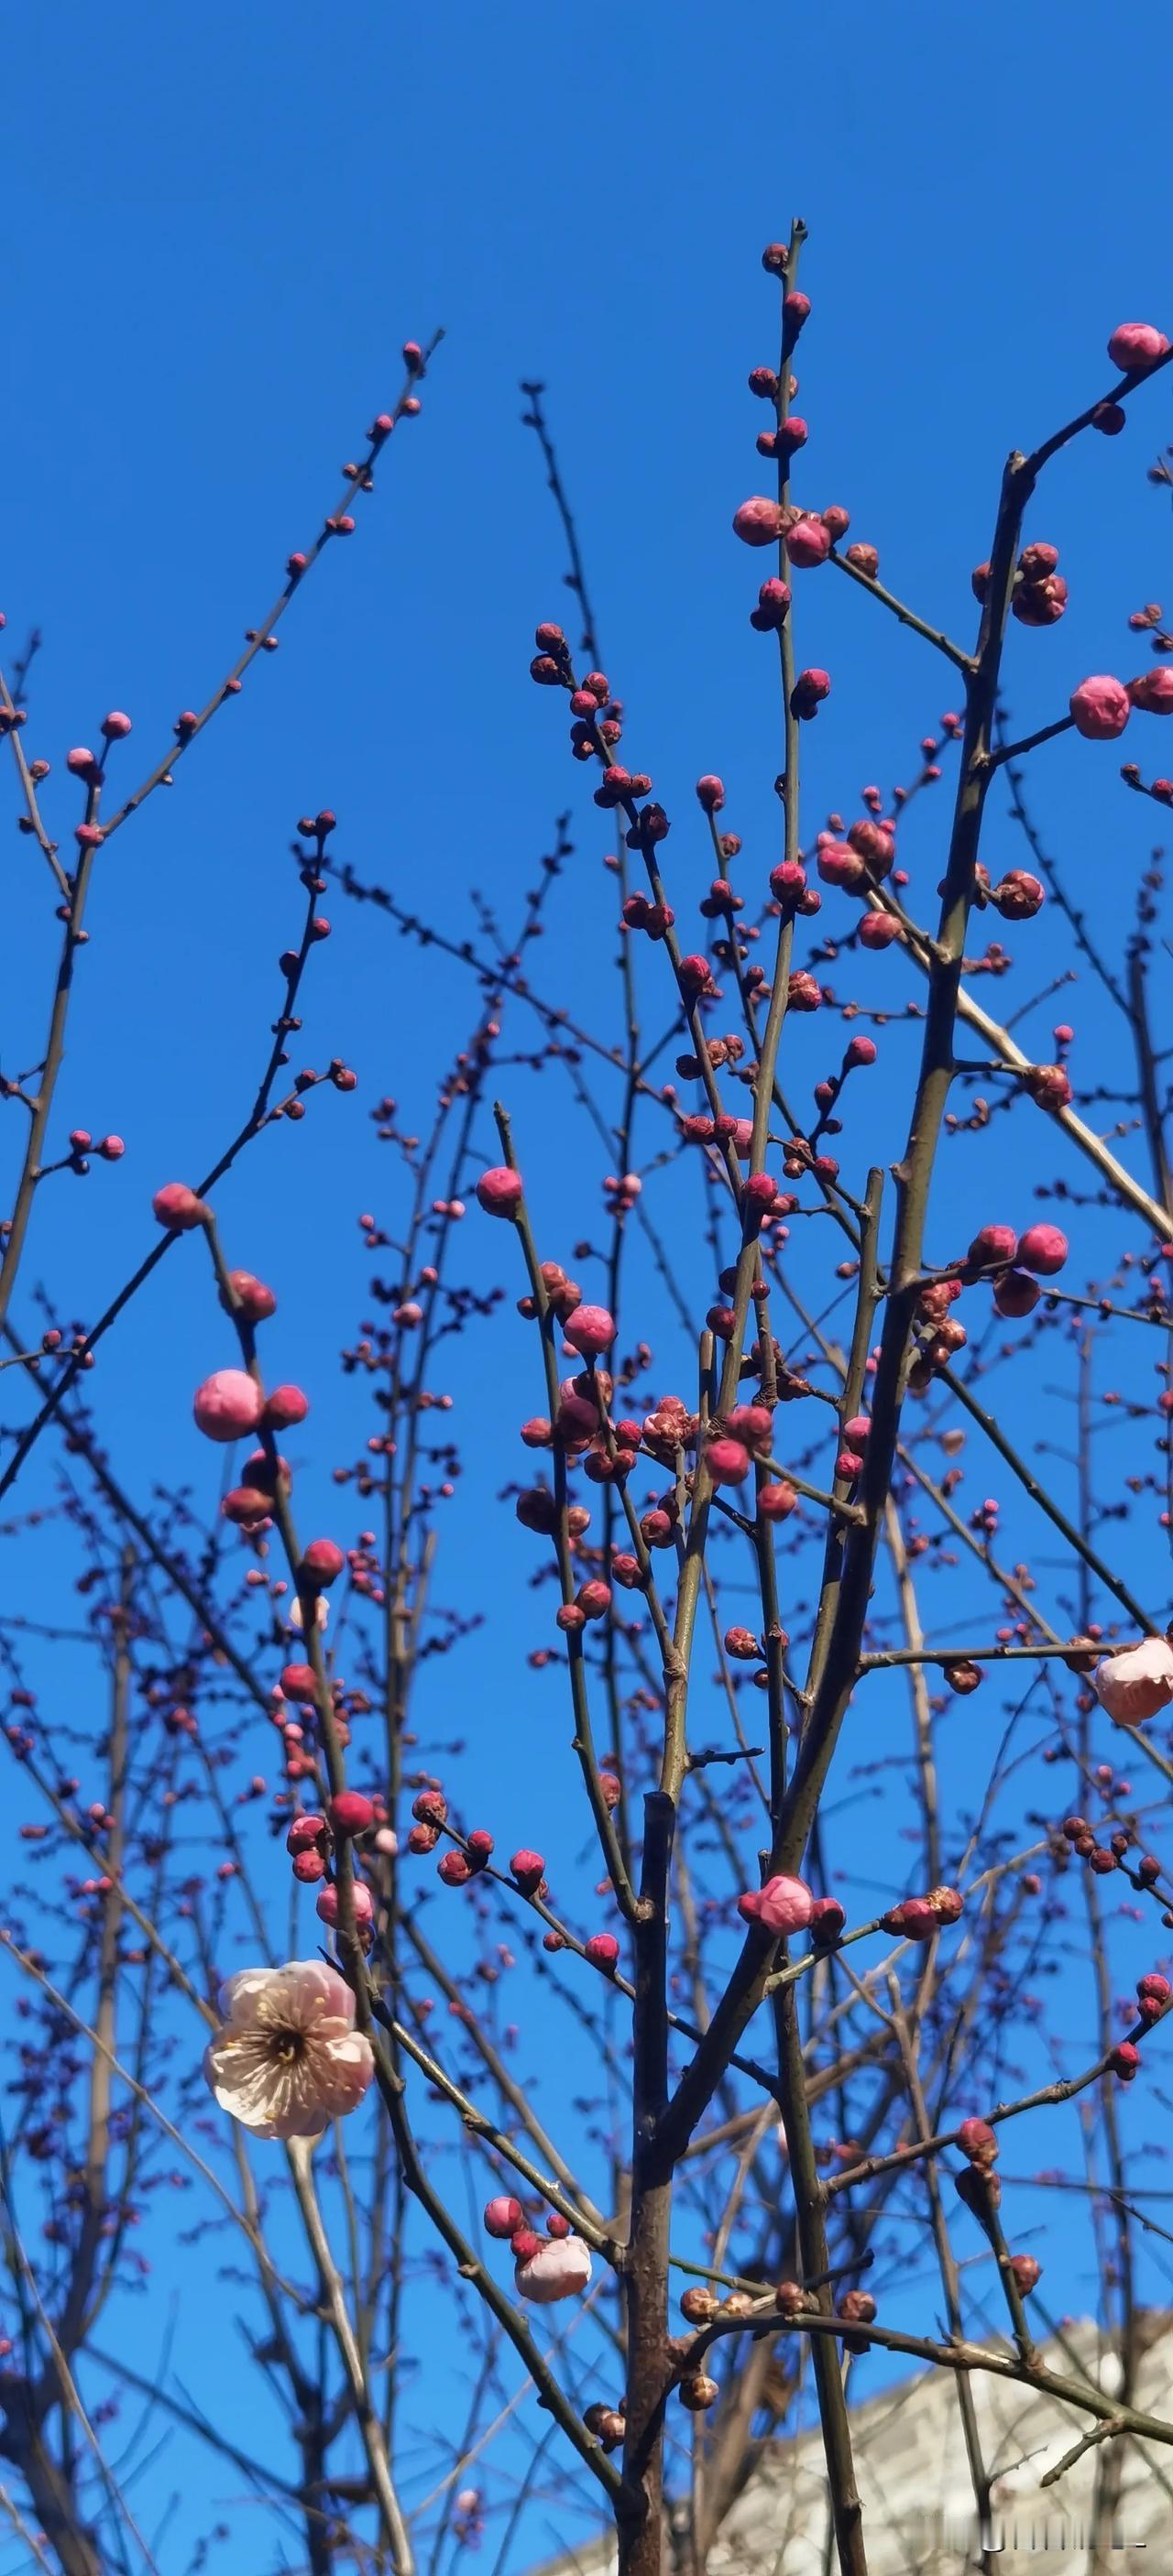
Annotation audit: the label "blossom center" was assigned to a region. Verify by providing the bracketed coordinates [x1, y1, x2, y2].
[271, 2025, 307, 2063]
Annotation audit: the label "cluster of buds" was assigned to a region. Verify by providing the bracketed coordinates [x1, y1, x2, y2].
[880, 1884, 964, 1942]
[815, 813, 897, 895]
[582, 2399, 627, 2452]
[284, 1791, 380, 1887]
[65, 1130, 125, 1173]
[1057, 1811, 1135, 1891]
[963, 1218, 1069, 1324]
[971, 864, 1046, 921]
[436, 1827, 495, 1888]
[483, 2195, 593, 2303]
[954, 2114, 1001, 2215]
[970, 538, 1069, 628]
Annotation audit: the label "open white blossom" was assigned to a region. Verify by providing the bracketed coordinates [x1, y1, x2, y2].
[203, 1959, 373, 2142]
[514, 2235, 593, 2304]
[1093, 1636, 1173, 1726]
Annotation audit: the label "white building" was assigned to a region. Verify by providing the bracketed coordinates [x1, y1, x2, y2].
[532, 2315, 1173, 2572]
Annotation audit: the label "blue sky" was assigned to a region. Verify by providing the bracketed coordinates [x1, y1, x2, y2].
[4, 1, 1173, 2565]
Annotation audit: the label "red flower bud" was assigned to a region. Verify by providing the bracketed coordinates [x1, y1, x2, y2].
[476, 1166, 523, 1217]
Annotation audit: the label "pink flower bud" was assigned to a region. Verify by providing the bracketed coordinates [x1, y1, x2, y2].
[291, 1849, 326, 1883]
[968, 1225, 1018, 1269]
[817, 839, 867, 890]
[510, 1850, 545, 1893]
[225, 1269, 277, 1321]
[733, 497, 784, 548]
[882, 1895, 938, 1940]
[1025, 1063, 1072, 1111]
[67, 747, 99, 777]
[1069, 675, 1132, 740]
[101, 709, 132, 739]
[1015, 1222, 1068, 1275]
[316, 1879, 375, 1927]
[484, 2195, 524, 2238]
[696, 775, 725, 813]
[562, 1304, 616, 1358]
[992, 1267, 1041, 1316]
[990, 869, 1045, 920]
[438, 1850, 472, 1885]
[193, 1370, 264, 1442]
[758, 1480, 797, 1520]
[846, 541, 879, 577]
[738, 1873, 814, 1935]
[280, 1662, 318, 1701]
[810, 1895, 846, 1943]
[1109, 2041, 1142, 2081]
[751, 577, 791, 632]
[576, 1580, 612, 1621]
[301, 1538, 345, 1585]
[706, 1437, 751, 1484]
[1007, 2253, 1042, 2291]
[1107, 322, 1170, 374]
[1130, 666, 1173, 715]
[858, 911, 900, 951]
[725, 1403, 773, 1450]
[769, 859, 807, 903]
[784, 517, 831, 569]
[284, 1817, 325, 1861]
[847, 818, 895, 873]
[329, 1792, 374, 1836]
[585, 1932, 619, 1973]
[1017, 540, 1059, 580]
[845, 1035, 877, 1069]
[790, 668, 831, 719]
[152, 1181, 208, 1230]
[266, 1384, 310, 1429]
[476, 1165, 523, 1217]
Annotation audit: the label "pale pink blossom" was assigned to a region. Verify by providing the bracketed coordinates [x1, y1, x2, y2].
[203, 1959, 374, 2141]
[1093, 1636, 1173, 1725]
[513, 2234, 593, 2304]
[289, 1593, 330, 1634]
